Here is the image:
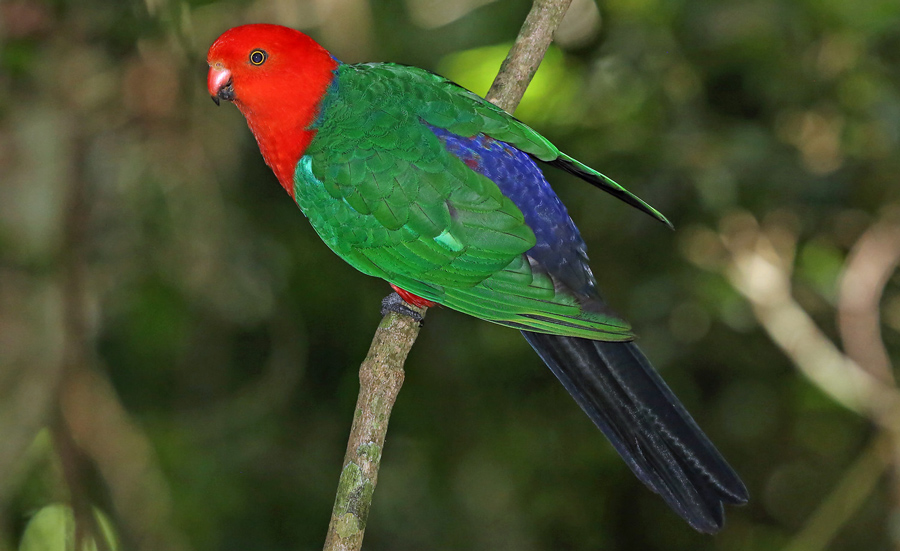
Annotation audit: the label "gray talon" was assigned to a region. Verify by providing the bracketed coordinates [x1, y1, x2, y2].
[381, 292, 424, 323]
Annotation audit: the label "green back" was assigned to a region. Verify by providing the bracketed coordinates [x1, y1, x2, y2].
[292, 63, 633, 341]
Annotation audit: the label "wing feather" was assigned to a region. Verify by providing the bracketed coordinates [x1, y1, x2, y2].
[292, 63, 635, 339]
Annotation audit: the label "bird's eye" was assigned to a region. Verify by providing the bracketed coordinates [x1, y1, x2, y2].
[249, 49, 268, 66]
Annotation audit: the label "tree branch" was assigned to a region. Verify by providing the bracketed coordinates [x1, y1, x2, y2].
[486, 0, 574, 113]
[54, 118, 189, 551]
[322, 307, 424, 550]
[322, 1, 575, 549]
[837, 217, 900, 385]
[717, 213, 899, 420]
[709, 211, 900, 550]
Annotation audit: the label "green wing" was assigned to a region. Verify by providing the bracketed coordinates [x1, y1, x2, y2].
[292, 63, 634, 341]
[410, 66, 671, 228]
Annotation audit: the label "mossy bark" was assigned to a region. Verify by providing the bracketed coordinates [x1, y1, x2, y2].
[322, 308, 424, 550]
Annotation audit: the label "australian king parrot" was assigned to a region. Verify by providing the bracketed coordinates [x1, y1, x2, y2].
[207, 23, 747, 532]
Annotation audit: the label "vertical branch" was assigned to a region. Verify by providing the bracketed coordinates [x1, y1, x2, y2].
[835, 217, 900, 551]
[55, 114, 189, 551]
[837, 219, 900, 385]
[322, 1, 575, 549]
[55, 130, 100, 551]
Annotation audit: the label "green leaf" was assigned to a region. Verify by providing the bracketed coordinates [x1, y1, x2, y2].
[19, 504, 118, 551]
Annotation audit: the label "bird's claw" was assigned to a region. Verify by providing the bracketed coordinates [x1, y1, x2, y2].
[381, 292, 425, 324]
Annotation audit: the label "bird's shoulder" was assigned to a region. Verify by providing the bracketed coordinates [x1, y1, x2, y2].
[324, 62, 563, 162]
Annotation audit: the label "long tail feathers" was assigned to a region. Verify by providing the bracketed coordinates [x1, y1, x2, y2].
[521, 331, 748, 533]
[545, 155, 674, 229]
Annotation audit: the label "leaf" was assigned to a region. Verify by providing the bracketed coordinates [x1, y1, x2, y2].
[19, 504, 118, 551]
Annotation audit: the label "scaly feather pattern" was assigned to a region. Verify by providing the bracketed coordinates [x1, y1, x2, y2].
[207, 24, 747, 532]
[297, 62, 637, 339]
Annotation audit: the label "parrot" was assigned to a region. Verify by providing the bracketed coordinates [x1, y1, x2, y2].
[207, 23, 748, 532]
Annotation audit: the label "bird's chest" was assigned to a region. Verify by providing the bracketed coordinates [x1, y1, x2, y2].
[291, 155, 395, 256]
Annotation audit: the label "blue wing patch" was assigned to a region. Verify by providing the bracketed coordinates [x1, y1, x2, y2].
[428, 125, 599, 299]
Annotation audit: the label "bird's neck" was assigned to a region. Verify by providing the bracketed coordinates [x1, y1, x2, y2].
[237, 63, 338, 198]
[242, 108, 316, 196]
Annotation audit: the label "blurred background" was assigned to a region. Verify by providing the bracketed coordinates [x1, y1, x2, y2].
[2, 0, 900, 549]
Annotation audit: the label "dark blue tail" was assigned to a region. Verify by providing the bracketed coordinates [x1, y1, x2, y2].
[522, 331, 748, 533]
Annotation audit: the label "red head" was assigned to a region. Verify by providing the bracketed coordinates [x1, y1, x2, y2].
[207, 24, 339, 195]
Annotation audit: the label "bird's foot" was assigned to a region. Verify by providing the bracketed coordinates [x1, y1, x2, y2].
[381, 292, 425, 324]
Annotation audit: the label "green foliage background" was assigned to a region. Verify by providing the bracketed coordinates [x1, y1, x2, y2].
[1, 0, 899, 549]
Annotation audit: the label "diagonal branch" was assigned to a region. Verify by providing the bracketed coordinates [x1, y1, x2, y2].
[711, 211, 900, 551]
[322, 1, 575, 549]
[718, 214, 900, 422]
[321, 306, 425, 551]
[486, 0, 574, 113]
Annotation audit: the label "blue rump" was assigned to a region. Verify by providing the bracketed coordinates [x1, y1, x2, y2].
[429, 125, 598, 298]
